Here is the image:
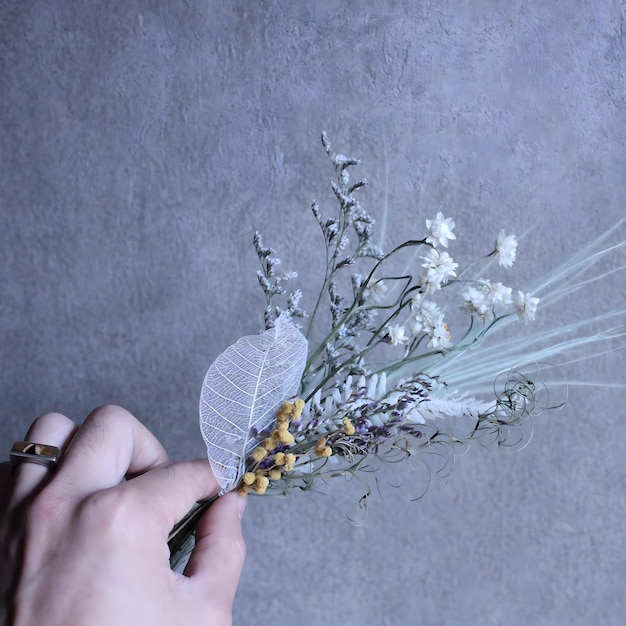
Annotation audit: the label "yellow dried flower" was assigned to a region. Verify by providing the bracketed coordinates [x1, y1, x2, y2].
[343, 417, 356, 436]
[251, 446, 268, 462]
[263, 436, 278, 451]
[277, 420, 289, 432]
[278, 430, 295, 445]
[274, 452, 286, 466]
[276, 401, 292, 422]
[314, 437, 329, 457]
[243, 472, 256, 486]
[238, 484, 252, 495]
[269, 469, 282, 480]
[291, 398, 305, 421]
[316, 446, 333, 458]
[283, 451, 297, 471]
[254, 475, 269, 495]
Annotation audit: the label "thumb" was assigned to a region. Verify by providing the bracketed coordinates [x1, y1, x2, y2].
[185, 491, 247, 603]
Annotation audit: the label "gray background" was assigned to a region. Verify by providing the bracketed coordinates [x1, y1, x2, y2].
[1, 2, 625, 625]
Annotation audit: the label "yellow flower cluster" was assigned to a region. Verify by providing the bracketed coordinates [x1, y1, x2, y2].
[238, 400, 304, 495]
[311, 417, 355, 458]
[242, 471, 269, 494]
[314, 436, 333, 458]
[343, 417, 356, 436]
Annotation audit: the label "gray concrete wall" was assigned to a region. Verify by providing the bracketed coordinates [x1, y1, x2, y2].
[1, 2, 625, 625]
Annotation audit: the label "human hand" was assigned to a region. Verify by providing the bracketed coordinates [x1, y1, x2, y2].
[1, 405, 246, 626]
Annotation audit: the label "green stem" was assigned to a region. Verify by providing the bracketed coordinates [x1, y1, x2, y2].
[306, 232, 332, 341]
[365, 280, 414, 347]
[304, 240, 428, 377]
[168, 495, 219, 568]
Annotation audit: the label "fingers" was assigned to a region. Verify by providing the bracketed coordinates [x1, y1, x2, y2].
[51, 405, 169, 500]
[184, 492, 247, 606]
[120, 459, 220, 534]
[10, 412, 77, 508]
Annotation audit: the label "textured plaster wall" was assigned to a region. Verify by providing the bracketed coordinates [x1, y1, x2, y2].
[1, 2, 625, 625]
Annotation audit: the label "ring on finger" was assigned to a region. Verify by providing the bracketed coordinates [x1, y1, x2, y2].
[10, 441, 63, 472]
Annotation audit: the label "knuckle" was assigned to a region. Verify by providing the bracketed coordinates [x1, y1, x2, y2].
[80, 405, 138, 446]
[80, 489, 142, 541]
[86, 404, 132, 426]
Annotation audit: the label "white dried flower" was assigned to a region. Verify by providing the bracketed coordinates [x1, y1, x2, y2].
[425, 212, 456, 248]
[421, 248, 458, 292]
[387, 323, 408, 346]
[513, 290, 540, 324]
[483, 280, 513, 307]
[462, 286, 491, 320]
[409, 300, 443, 337]
[495, 231, 517, 269]
[420, 300, 442, 319]
[408, 316, 425, 337]
[429, 315, 452, 349]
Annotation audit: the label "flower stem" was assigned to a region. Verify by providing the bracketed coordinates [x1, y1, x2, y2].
[168, 495, 219, 569]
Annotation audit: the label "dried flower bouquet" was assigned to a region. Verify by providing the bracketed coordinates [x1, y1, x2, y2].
[168, 134, 624, 570]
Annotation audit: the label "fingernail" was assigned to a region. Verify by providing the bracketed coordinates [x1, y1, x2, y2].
[237, 494, 247, 519]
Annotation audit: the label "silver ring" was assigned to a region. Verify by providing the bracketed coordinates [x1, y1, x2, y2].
[10, 441, 62, 470]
